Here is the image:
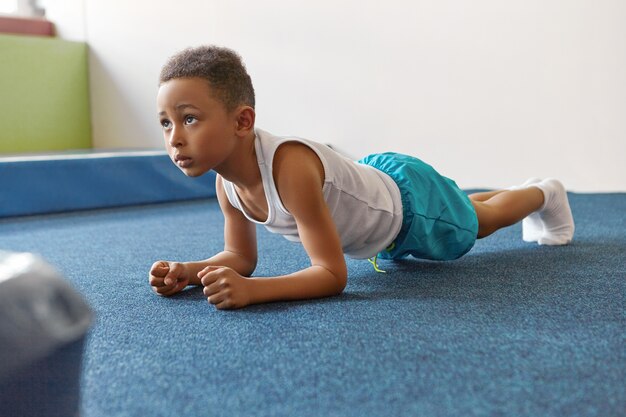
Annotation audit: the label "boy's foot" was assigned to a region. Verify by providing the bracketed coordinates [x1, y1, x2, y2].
[509, 178, 543, 242]
[532, 178, 575, 245]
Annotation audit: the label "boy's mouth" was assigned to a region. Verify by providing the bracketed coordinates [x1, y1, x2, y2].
[174, 154, 192, 168]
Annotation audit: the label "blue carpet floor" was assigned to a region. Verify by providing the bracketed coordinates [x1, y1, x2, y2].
[0, 192, 624, 417]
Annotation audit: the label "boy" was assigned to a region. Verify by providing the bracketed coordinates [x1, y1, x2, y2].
[150, 46, 574, 310]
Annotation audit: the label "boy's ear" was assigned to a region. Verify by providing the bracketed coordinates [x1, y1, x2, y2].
[235, 106, 255, 134]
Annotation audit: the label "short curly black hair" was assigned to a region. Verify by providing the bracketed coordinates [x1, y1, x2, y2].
[159, 45, 255, 111]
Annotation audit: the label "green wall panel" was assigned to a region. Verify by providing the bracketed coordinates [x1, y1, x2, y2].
[0, 34, 91, 153]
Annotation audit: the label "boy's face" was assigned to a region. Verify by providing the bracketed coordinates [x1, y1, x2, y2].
[157, 77, 238, 177]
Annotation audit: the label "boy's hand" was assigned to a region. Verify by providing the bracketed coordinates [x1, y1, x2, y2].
[149, 261, 189, 296]
[199, 266, 252, 310]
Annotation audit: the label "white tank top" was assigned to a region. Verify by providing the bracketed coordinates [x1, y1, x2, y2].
[221, 128, 403, 259]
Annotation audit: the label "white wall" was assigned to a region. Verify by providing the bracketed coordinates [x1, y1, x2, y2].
[40, 0, 85, 40]
[49, 0, 626, 191]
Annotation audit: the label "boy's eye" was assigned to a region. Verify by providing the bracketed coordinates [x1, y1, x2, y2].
[184, 115, 197, 125]
[161, 120, 171, 129]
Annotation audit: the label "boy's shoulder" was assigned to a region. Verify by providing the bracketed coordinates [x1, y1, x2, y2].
[272, 140, 325, 191]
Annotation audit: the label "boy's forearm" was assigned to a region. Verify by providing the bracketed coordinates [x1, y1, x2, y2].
[185, 251, 256, 285]
[247, 265, 346, 305]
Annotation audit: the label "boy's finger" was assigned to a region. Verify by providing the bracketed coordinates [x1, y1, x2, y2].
[202, 281, 222, 297]
[153, 284, 174, 295]
[200, 268, 223, 286]
[164, 263, 183, 285]
[152, 263, 168, 271]
[207, 291, 226, 305]
[158, 286, 179, 297]
[150, 268, 168, 279]
[151, 277, 180, 288]
[168, 281, 186, 295]
[149, 276, 167, 287]
[197, 265, 222, 278]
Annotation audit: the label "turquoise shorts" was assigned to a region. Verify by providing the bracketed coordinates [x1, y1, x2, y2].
[358, 153, 479, 261]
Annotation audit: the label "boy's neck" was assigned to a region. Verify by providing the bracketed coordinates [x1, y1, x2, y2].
[214, 129, 260, 190]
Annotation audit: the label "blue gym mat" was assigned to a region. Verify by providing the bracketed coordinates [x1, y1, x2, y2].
[0, 192, 623, 417]
[0, 151, 216, 217]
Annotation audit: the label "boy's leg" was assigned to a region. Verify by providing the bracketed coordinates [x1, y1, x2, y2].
[471, 188, 544, 238]
[471, 179, 575, 245]
[467, 190, 505, 202]
[469, 178, 543, 241]
[468, 178, 541, 202]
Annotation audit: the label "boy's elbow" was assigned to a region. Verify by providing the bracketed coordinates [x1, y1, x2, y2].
[332, 267, 348, 295]
[243, 258, 257, 277]
[334, 279, 347, 295]
[315, 263, 347, 295]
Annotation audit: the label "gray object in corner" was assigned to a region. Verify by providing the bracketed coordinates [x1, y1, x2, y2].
[0, 251, 93, 417]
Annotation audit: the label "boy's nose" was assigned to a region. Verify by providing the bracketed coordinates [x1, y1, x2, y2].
[169, 136, 183, 148]
[168, 129, 185, 148]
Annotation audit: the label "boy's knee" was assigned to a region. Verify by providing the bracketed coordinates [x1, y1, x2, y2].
[472, 201, 497, 238]
[476, 224, 496, 239]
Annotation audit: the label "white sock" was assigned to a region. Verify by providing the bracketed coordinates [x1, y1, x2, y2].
[532, 178, 575, 245]
[508, 178, 543, 242]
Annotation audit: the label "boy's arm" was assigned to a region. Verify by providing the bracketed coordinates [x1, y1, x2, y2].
[185, 174, 258, 284]
[245, 143, 347, 304]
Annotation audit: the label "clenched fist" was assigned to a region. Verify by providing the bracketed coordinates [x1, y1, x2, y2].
[199, 266, 252, 310]
[149, 261, 189, 296]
